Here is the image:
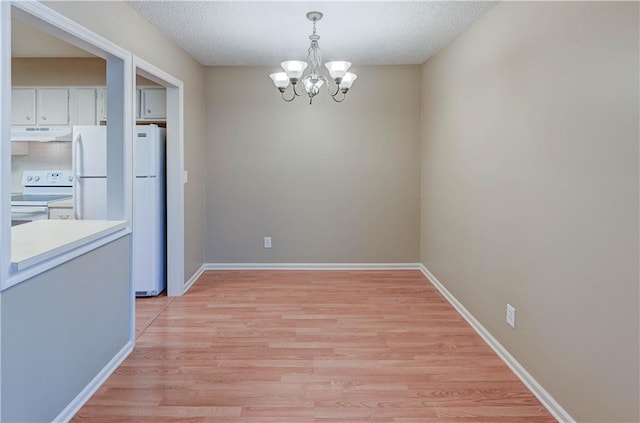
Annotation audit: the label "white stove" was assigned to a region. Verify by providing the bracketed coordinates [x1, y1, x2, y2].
[11, 171, 74, 226]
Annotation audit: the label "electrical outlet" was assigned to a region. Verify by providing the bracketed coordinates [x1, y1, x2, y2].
[506, 304, 516, 328]
[264, 236, 272, 249]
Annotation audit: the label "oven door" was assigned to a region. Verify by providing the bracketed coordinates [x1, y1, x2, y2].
[11, 206, 48, 226]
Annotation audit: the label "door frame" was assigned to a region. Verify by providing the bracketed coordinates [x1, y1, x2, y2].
[134, 57, 185, 298]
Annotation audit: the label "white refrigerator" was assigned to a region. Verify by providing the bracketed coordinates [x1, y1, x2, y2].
[72, 125, 108, 220]
[72, 124, 166, 296]
[132, 125, 166, 296]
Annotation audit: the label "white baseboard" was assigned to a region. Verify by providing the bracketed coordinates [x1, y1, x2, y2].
[183, 264, 206, 294]
[54, 340, 134, 423]
[418, 264, 574, 423]
[203, 262, 421, 270]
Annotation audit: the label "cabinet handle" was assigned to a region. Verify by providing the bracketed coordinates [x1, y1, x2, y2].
[147, 109, 151, 113]
[41, 116, 47, 120]
[59, 214, 69, 219]
[26, 116, 31, 120]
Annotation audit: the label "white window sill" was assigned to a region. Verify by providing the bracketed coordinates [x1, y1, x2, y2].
[3, 220, 130, 290]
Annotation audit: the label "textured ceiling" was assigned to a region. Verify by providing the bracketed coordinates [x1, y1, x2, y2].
[126, 1, 497, 66]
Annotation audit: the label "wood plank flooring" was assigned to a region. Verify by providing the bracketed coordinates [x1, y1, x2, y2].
[72, 270, 556, 422]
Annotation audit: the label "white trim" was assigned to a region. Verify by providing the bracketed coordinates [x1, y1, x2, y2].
[0, 0, 11, 287]
[4, 228, 131, 290]
[134, 57, 182, 88]
[53, 340, 134, 423]
[0, 1, 9, 416]
[418, 264, 574, 423]
[183, 264, 206, 294]
[204, 262, 422, 271]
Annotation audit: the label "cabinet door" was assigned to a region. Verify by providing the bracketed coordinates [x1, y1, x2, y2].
[69, 88, 97, 125]
[37, 88, 69, 125]
[96, 87, 107, 123]
[141, 88, 166, 119]
[49, 208, 75, 220]
[12, 88, 36, 125]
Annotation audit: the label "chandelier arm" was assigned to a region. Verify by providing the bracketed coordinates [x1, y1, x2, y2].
[293, 82, 303, 97]
[281, 87, 296, 102]
[317, 74, 341, 96]
[327, 81, 340, 97]
[331, 91, 347, 103]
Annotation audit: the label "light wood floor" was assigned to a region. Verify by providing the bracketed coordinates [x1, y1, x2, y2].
[72, 270, 555, 422]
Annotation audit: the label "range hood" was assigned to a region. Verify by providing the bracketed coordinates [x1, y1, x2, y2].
[11, 126, 73, 142]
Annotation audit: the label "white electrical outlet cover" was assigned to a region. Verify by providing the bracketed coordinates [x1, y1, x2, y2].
[506, 304, 516, 328]
[264, 237, 272, 248]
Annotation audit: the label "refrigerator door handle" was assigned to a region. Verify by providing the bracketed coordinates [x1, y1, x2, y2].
[74, 178, 82, 220]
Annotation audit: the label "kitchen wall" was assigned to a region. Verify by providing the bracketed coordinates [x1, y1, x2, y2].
[12, 57, 106, 85]
[11, 142, 71, 192]
[12, 57, 158, 86]
[42, 1, 206, 282]
[205, 66, 421, 263]
[420, 2, 639, 422]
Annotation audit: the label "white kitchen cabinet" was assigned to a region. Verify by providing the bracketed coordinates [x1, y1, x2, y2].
[12, 87, 70, 125]
[49, 207, 75, 220]
[69, 88, 97, 125]
[48, 198, 75, 220]
[36, 88, 70, 125]
[11, 88, 36, 125]
[140, 87, 166, 120]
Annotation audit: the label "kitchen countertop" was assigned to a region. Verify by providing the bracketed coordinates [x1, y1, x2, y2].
[11, 219, 127, 272]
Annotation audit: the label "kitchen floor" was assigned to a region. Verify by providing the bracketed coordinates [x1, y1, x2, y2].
[72, 270, 555, 422]
[135, 292, 174, 338]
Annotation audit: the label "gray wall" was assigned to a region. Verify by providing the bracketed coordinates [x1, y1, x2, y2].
[1, 236, 130, 422]
[420, 2, 639, 422]
[45, 1, 206, 282]
[205, 66, 421, 263]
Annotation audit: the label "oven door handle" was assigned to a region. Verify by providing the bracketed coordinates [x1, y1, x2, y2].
[11, 206, 48, 214]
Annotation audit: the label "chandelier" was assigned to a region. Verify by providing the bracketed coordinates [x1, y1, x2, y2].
[269, 11, 357, 105]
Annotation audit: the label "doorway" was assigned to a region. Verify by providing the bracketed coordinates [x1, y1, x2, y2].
[134, 58, 185, 299]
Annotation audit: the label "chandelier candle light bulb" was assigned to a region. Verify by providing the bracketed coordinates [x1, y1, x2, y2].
[269, 11, 357, 104]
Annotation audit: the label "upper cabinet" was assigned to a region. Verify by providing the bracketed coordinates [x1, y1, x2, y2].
[12, 87, 70, 126]
[69, 88, 97, 126]
[140, 87, 166, 120]
[36, 88, 70, 125]
[11, 88, 36, 125]
[97, 86, 165, 123]
[12, 86, 166, 126]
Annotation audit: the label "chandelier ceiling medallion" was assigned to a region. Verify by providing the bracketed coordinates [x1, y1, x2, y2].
[269, 11, 357, 105]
